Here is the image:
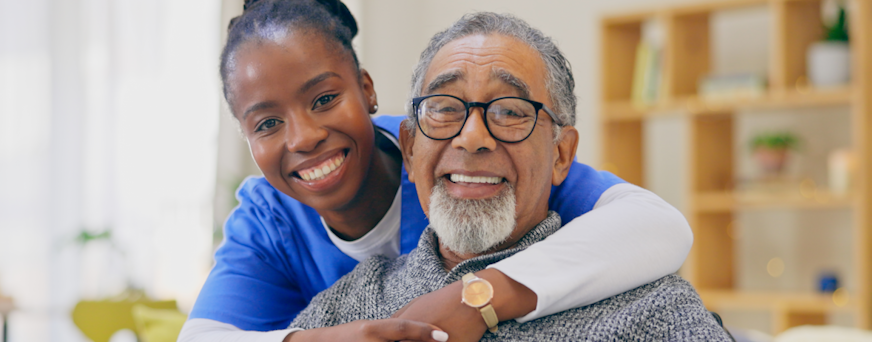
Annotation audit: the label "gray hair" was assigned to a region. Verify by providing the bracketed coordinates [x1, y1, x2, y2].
[405, 12, 577, 138]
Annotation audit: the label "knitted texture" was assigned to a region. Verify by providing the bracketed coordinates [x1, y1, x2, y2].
[290, 211, 731, 341]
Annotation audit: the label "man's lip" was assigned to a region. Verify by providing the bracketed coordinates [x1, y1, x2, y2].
[442, 170, 503, 178]
[289, 149, 348, 176]
[443, 174, 506, 199]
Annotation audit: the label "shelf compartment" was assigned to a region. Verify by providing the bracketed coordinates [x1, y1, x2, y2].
[602, 19, 643, 103]
[601, 120, 644, 186]
[602, 86, 854, 121]
[770, 0, 828, 93]
[694, 190, 855, 212]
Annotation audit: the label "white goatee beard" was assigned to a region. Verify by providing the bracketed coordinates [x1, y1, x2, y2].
[428, 178, 516, 255]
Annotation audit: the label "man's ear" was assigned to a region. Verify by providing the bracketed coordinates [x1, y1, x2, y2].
[552, 125, 579, 186]
[359, 68, 378, 114]
[399, 120, 416, 183]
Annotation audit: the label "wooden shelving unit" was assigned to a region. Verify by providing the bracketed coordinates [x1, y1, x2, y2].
[601, 0, 872, 333]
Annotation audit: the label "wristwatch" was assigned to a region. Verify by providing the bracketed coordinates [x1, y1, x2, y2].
[461, 273, 499, 333]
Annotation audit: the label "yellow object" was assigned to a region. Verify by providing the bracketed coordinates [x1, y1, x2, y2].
[71, 298, 177, 342]
[132, 304, 188, 342]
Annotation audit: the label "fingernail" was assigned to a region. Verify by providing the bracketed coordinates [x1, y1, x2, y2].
[432, 330, 449, 342]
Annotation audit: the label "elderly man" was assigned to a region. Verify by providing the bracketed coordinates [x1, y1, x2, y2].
[287, 12, 731, 341]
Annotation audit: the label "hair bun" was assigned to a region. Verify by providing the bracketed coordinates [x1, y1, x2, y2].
[243, 0, 263, 10]
[316, 0, 358, 38]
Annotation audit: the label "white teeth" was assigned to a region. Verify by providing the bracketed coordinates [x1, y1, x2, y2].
[297, 153, 346, 181]
[449, 174, 501, 184]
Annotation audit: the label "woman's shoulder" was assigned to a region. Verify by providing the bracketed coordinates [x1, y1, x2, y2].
[230, 176, 321, 234]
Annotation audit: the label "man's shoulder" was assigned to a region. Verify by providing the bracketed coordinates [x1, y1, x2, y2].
[487, 275, 731, 341]
[289, 253, 417, 329]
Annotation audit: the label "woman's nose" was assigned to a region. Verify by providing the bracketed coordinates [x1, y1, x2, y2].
[284, 114, 329, 153]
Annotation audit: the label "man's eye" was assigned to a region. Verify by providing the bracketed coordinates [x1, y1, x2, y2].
[256, 118, 282, 132]
[313, 94, 337, 109]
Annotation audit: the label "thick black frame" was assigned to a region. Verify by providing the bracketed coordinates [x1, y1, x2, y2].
[410, 94, 561, 143]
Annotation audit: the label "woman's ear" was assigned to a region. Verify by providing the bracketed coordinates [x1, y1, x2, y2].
[552, 125, 579, 186]
[359, 68, 378, 114]
[399, 120, 416, 183]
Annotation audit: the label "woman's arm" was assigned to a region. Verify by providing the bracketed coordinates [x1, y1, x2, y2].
[490, 182, 692, 321]
[393, 181, 691, 340]
[178, 318, 299, 342]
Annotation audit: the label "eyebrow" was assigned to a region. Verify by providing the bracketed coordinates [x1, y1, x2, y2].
[242, 101, 279, 120]
[491, 69, 531, 99]
[299, 71, 341, 95]
[242, 71, 341, 119]
[424, 69, 464, 95]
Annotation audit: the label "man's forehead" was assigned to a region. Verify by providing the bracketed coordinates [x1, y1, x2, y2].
[422, 34, 547, 99]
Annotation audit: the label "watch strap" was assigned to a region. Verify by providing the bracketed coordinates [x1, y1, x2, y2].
[480, 304, 499, 333]
[461, 273, 499, 333]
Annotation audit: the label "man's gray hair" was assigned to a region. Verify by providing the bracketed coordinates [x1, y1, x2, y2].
[406, 12, 577, 131]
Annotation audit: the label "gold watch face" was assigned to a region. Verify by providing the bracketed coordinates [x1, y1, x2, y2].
[462, 279, 493, 307]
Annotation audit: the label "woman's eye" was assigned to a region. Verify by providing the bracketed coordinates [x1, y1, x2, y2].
[313, 94, 337, 109]
[255, 118, 282, 132]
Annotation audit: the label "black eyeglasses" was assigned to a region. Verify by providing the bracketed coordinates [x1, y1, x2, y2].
[411, 94, 561, 143]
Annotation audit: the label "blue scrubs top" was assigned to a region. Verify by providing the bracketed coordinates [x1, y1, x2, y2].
[189, 115, 624, 331]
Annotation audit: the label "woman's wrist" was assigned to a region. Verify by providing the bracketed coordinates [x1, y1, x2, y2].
[474, 268, 538, 321]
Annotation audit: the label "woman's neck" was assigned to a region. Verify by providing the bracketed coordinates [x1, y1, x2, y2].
[320, 130, 402, 241]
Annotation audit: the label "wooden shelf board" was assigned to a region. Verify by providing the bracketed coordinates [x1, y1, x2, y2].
[693, 190, 854, 212]
[603, 87, 853, 121]
[698, 289, 854, 313]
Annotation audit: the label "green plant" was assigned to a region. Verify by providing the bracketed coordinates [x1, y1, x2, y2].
[824, 5, 849, 42]
[750, 132, 800, 151]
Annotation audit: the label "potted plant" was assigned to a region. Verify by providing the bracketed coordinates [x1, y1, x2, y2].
[751, 132, 800, 176]
[807, 1, 850, 87]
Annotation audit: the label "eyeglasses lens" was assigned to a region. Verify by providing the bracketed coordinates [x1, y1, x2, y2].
[417, 96, 537, 142]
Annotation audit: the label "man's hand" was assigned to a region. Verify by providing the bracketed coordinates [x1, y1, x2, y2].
[393, 280, 487, 342]
[285, 319, 448, 342]
[392, 269, 539, 342]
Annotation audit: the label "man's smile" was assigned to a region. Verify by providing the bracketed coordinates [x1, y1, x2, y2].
[443, 170, 507, 199]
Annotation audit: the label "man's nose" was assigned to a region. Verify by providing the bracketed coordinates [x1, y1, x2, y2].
[285, 113, 329, 153]
[451, 108, 497, 152]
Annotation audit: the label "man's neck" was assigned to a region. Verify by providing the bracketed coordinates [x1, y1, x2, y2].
[437, 209, 548, 270]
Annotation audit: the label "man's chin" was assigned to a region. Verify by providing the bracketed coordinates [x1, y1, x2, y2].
[428, 178, 516, 255]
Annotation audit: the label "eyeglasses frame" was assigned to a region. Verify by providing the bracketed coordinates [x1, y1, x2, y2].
[410, 94, 562, 143]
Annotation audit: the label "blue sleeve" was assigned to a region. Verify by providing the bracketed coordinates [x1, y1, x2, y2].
[188, 179, 308, 331]
[549, 161, 625, 222]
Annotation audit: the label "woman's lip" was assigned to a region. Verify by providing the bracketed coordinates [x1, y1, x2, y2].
[291, 149, 347, 176]
[291, 150, 350, 192]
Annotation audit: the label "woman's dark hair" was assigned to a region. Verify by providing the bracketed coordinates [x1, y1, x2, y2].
[220, 0, 360, 108]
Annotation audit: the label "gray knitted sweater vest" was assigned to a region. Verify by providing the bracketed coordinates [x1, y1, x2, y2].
[290, 211, 732, 341]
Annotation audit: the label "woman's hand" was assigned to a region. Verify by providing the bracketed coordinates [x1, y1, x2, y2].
[284, 318, 448, 342]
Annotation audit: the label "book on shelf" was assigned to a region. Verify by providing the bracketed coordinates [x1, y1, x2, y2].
[631, 19, 664, 107]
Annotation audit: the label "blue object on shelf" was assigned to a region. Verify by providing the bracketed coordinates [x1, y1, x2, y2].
[819, 273, 839, 293]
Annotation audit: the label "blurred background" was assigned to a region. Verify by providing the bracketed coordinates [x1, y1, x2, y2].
[0, 0, 866, 341]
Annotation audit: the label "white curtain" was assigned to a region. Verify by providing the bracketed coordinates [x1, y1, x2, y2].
[0, 0, 220, 340]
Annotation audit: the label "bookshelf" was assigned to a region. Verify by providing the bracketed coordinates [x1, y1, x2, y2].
[600, 0, 872, 333]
